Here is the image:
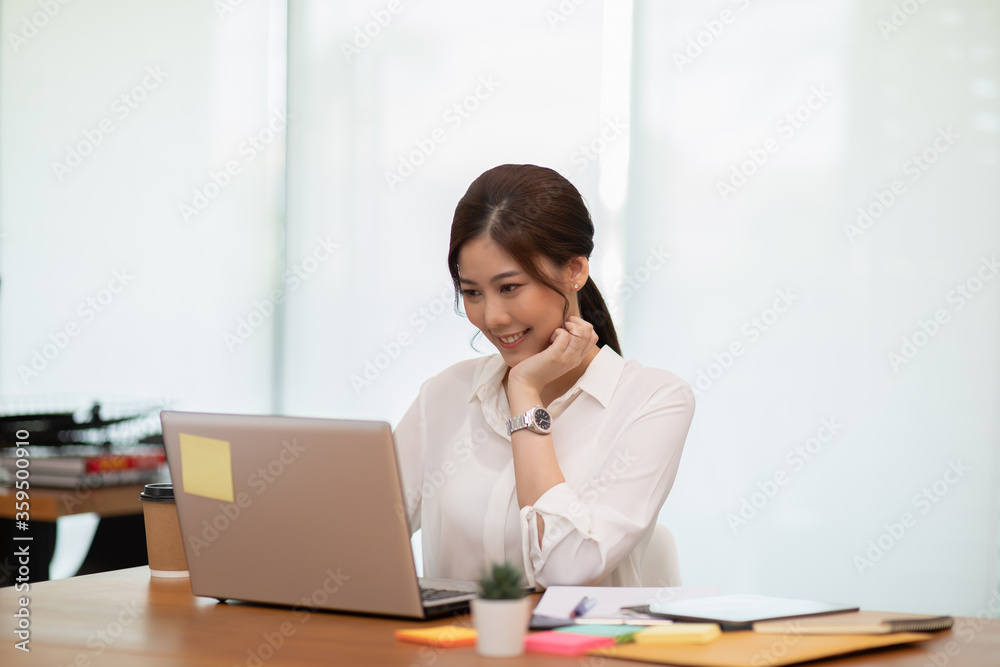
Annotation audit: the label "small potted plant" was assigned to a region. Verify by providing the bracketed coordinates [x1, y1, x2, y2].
[471, 562, 532, 657]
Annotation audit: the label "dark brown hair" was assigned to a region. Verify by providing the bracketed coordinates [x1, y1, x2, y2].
[448, 164, 621, 355]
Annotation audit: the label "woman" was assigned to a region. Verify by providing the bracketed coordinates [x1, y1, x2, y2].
[394, 164, 694, 589]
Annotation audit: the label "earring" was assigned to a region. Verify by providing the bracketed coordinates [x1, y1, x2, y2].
[574, 283, 579, 290]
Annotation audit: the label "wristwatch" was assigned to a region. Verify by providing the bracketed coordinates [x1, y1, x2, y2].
[506, 405, 553, 436]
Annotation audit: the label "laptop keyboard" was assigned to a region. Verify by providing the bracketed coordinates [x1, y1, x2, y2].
[420, 587, 471, 602]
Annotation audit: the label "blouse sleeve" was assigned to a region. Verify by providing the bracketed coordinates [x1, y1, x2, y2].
[518, 381, 695, 588]
[393, 385, 427, 535]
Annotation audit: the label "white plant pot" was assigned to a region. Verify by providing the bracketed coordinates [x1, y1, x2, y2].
[471, 597, 532, 657]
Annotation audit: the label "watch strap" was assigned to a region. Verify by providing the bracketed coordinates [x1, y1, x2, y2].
[506, 413, 530, 436]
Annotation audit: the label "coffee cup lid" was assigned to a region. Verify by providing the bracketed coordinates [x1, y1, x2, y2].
[140, 482, 175, 502]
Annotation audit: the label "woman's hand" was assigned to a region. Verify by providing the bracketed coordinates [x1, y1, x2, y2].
[507, 316, 599, 394]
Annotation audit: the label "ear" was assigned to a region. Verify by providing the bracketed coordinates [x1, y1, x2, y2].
[565, 256, 590, 292]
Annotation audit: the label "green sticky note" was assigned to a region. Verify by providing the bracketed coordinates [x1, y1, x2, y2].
[557, 625, 640, 643]
[180, 433, 234, 502]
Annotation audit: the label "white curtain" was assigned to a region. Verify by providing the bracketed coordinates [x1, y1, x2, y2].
[0, 0, 285, 413]
[628, 0, 999, 615]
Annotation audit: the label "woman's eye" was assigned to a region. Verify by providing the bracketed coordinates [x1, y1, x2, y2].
[500, 284, 521, 294]
[462, 289, 480, 298]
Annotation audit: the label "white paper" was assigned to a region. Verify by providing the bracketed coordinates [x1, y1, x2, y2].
[532, 585, 721, 619]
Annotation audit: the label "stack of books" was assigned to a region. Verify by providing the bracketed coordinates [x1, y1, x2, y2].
[1, 444, 166, 488]
[0, 398, 168, 488]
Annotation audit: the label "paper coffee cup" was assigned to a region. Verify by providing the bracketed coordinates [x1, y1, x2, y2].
[140, 483, 189, 578]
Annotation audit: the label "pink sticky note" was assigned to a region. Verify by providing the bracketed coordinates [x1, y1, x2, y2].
[525, 631, 616, 656]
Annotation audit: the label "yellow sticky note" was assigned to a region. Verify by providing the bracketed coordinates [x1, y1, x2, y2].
[179, 433, 234, 502]
[633, 623, 721, 645]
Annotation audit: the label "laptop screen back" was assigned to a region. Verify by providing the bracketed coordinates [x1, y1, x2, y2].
[160, 411, 427, 618]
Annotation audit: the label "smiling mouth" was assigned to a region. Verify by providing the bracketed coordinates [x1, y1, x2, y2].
[497, 329, 528, 345]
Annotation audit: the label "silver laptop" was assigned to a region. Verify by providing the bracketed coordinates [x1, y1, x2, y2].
[159, 410, 477, 619]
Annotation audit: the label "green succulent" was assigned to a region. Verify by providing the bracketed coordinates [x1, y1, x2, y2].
[477, 562, 526, 600]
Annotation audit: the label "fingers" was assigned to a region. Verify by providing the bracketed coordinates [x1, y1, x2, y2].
[550, 317, 598, 359]
[509, 317, 599, 391]
[564, 316, 598, 344]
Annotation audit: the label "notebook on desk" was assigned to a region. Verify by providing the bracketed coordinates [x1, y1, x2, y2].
[633, 594, 859, 631]
[159, 410, 477, 619]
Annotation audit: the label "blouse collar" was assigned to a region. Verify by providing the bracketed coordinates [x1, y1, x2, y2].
[469, 345, 625, 410]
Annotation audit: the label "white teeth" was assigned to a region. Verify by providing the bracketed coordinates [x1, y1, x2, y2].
[499, 331, 526, 344]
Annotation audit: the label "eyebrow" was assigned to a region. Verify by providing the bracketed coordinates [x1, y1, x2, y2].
[458, 270, 524, 286]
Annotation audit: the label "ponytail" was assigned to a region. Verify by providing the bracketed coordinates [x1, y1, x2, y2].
[578, 279, 621, 356]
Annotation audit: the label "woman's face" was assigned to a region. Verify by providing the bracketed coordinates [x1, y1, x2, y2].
[457, 236, 577, 368]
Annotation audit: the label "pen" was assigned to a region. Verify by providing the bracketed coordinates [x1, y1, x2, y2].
[570, 596, 596, 618]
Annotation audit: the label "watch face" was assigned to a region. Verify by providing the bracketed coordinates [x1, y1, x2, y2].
[534, 408, 552, 431]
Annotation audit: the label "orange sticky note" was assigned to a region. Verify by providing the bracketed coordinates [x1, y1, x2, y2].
[394, 625, 477, 647]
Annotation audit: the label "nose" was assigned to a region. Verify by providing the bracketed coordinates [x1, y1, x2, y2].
[483, 296, 510, 331]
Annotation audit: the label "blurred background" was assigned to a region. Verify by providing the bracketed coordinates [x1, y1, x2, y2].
[1, 0, 997, 615]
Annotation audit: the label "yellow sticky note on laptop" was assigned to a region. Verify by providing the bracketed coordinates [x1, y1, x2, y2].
[180, 433, 234, 502]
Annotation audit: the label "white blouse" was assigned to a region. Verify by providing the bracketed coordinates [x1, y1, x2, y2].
[393, 345, 695, 589]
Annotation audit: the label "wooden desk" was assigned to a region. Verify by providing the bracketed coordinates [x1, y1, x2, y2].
[0, 484, 146, 521]
[1, 568, 997, 666]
